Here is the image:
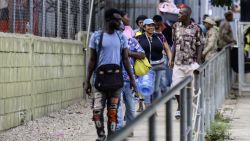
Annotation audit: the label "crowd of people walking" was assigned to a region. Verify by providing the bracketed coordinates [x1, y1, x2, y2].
[85, 5, 236, 141]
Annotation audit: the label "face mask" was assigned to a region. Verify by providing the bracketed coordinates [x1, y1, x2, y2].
[109, 20, 120, 30]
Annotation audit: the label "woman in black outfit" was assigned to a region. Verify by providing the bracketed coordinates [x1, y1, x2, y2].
[136, 18, 172, 108]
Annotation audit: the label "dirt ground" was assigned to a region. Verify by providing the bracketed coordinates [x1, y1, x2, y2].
[0, 100, 96, 141]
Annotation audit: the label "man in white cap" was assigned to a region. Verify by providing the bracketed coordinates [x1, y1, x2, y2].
[202, 17, 219, 61]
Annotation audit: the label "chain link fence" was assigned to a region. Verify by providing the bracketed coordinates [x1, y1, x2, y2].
[0, 0, 89, 40]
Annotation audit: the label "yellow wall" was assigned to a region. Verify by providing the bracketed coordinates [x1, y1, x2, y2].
[0, 33, 86, 131]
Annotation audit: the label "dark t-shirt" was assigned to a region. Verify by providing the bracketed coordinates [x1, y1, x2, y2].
[136, 33, 164, 61]
[162, 23, 173, 47]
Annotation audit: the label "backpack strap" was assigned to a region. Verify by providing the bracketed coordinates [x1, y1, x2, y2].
[115, 31, 123, 66]
[96, 32, 104, 68]
[96, 31, 123, 67]
[115, 32, 123, 49]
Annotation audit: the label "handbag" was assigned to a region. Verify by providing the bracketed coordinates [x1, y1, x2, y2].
[134, 57, 151, 76]
[94, 32, 124, 92]
[95, 64, 123, 92]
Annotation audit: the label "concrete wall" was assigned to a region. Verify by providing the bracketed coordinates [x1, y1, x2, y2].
[0, 33, 85, 131]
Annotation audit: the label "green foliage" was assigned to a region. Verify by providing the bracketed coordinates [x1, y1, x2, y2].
[215, 112, 231, 123]
[211, 0, 233, 7]
[205, 112, 231, 141]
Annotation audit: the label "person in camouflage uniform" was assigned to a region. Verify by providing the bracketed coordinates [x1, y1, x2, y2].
[202, 17, 219, 61]
[218, 11, 236, 50]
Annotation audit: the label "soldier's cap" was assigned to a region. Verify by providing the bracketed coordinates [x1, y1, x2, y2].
[225, 10, 233, 17]
[213, 16, 222, 22]
[203, 17, 216, 25]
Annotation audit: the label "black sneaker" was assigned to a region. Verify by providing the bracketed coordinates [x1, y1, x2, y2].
[128, 132, 134, 137]
[96, 135, 106, 141]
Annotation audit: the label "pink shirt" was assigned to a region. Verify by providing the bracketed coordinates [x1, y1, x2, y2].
[123, 26, 135, 39]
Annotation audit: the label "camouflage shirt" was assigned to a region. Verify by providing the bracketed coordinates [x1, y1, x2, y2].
[172, 22, 204, 65]
[218, 20, 235, 49]
[203, 27, 219, 60]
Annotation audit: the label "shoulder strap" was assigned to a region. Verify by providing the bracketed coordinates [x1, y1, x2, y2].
[98, 32, 104, 54]
[115, 31, 123, 66]
[156, 33, 164, 46]
[96, 32, 104, 66]
[145, 33, 152, 62]
[97, 31, 123, 66]
[115, 31, 123, 50]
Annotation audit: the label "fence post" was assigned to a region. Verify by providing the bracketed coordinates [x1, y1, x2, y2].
[57, 0, 60, 37]
[149, 114, 156, 141]
[196, 71, 205, 141]
[79, 0, 83, 31]
[187, 82, 192, 141]
[42, 0, 46, 36]
[29, 0, 33, 34]
[86, 0, 95, 47]
[166, 99, 172, 141]
[180, 86, 187, 141]
[12, 0, 16, 33]
[67, 0, 71, 39]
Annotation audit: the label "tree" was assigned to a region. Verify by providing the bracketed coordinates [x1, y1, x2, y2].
[211, 0, 233, 7]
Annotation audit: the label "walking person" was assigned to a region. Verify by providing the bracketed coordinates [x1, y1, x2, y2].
[85, 8, 137, 141]
[120, 11, 135, 38]
[199, 14, 209, 36]
[153, 15, 173, 46]
[153, 15, 173, 93]
[134, 15, 148, 37]
[134, 15, 148, 112]
[136, 18, 172, 107]
[202, 17, 219, 61]
[218, 11, 236, 51]
[172, 6, 203, 119]
[116, 11, 145, 136]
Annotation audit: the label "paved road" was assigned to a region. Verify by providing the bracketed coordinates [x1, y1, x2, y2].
[2, 94, 250, 141]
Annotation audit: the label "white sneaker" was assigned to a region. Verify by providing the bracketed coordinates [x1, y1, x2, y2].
[175, 110, 180, 119]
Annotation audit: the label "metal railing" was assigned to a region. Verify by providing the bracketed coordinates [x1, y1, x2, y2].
[192, 45, 232, 141]
[237, 22, 250, 92]
[108, 76, 193, 141]
[107, 44, 232, 141]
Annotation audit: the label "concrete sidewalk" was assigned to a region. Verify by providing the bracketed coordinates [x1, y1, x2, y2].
[222, 94, 250, 141]
[81, 101, 181, 141]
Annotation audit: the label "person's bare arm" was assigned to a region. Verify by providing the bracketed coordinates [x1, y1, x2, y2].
[163, 41, 173, 68]
[85, 49, 97, 95]
[128, 51, 145, 59]
[122, 48, 137, 92]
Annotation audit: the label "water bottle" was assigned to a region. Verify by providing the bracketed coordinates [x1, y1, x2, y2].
[137, 70, 155, 96]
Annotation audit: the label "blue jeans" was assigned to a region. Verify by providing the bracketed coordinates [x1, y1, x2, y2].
[144, 69, 164, 104]
[116, 82, 136, 130]
[160, 56, 173, 92]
